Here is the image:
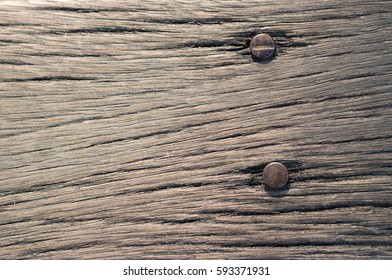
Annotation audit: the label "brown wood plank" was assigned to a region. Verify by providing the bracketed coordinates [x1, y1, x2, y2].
[0, 0, 391, 259]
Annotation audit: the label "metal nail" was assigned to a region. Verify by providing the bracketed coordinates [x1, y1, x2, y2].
[250, 33, 276, 61]
[262, 162, 289, 189]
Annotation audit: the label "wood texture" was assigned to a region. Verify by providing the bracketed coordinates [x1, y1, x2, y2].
[0, 0, 391, 259]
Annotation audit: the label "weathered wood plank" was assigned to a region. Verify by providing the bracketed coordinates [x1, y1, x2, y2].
[0, 0, 391, 259]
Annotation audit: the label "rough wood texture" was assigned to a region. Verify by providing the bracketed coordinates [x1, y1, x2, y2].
[0, 0, 391, 259]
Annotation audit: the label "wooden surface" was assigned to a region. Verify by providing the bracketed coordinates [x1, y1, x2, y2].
[0, 0, 391, 259]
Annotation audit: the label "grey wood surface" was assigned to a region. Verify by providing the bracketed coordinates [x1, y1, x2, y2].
[0, 0, 391, 259]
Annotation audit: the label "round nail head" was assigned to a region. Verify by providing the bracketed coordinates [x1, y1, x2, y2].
[262, 162, 289, 189]
[250, 33, 276, 60]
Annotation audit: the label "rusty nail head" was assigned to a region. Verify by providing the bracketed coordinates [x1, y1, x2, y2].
[250, 33, 276, 60]
[262, 162, 289, 189]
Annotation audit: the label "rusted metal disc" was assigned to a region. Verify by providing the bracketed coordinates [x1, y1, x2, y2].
[250, 33, 276, 60]
[262, 162, 289, 189]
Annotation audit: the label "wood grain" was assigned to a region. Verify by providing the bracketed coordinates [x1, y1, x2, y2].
[0, 0, 391, 259]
